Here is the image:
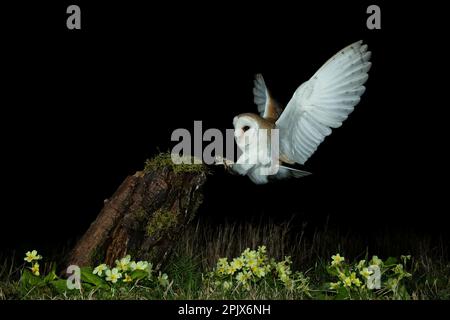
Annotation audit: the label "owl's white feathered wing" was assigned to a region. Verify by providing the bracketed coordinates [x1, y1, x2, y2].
[253, 74, 282, 120]
[275, 40, 372, 165]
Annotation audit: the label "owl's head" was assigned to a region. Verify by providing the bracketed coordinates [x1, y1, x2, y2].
[233, 114, 258, 149]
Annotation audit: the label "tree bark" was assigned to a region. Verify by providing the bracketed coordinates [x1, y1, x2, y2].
[66, 157, 207, 270]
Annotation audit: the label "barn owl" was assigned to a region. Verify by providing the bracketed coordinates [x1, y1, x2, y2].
[222, 40, 372, 184]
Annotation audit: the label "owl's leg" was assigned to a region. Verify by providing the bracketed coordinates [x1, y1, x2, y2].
[214, 154, 256, 176]
[214, 156, 239, 175]
[214, 156, 233, 166]
[219, 157, 233, 172]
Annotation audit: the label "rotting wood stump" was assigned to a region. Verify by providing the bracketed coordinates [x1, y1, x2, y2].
[66, 154, 208, 270]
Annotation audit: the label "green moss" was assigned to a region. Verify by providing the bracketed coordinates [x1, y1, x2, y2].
[146, 209, 178, 238]
[132, 208, 148, 222]
[143, 152, 209, 175]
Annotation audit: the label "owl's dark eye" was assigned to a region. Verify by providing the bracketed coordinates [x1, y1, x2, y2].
[242, 126, 250, 132]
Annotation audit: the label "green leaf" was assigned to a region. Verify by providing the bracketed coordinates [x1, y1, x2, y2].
[50, 279, 96, 294]
[130, 270, 148, 281]
[80, 267, 109, 288]
[326, 266, 339, 276]
[310, 291, 328, 300]
[50, 279, 69, 293]
[81, 282, 96, 291]
[384, 257, 398, 266]
[20, 269, 46, 292]
[44, 264, 58, 283]
[397, 285, 411, 300]
[335, 286, 350, 300]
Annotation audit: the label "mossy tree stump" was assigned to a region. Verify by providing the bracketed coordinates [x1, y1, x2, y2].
[66, 154, 208, 270]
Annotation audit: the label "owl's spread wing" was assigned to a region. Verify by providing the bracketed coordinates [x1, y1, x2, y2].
[253, 74, 282, 120]
[275, 41, 371, 165]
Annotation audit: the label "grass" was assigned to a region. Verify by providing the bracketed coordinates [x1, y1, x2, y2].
[1, 219, 449, 300]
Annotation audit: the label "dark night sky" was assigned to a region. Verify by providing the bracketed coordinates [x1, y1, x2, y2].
[1, 2, 448, 252]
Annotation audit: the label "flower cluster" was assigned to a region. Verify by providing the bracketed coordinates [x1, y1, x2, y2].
[327, 253, 412, 298]
[207, 246, 310, 293]
[23, 250, 42, 276]
[19, 250, 170, 295]
[92, 255, 169, 286]
[328, 253, 364, 290]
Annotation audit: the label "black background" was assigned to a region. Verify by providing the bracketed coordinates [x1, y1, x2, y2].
[1, 1, 448, 253]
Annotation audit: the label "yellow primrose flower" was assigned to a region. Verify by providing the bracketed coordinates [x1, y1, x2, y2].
[329, 282, 340, 290]
[123, 274, 133, 283]
[222, 281, 232, 290]
[350, 272, 361, 287]
[216, 268, 225, 275]
[357, 260, 366, 270]
[243, 249, 257, 261]
[235, 272, 244, 282]
[394, 264, 404, 274]
[247, 257, 258, 269]
[236, 271, 250, 284]
[282, 256, 292, 266]
[130, 261, 149, 271]
[279, 273, 290, 284]
[30, 263, 40, 276]
[24, 250, 42, 263]
[360, 267, 373, 279]
[257, 246, 267, 254]
[401, 255, 411, 264]
[283, 278, 294, 290]
[343, 276, 352, 287]
[331, 254, 345, 266]
[226, 265, 237, 275]
[276, 262, 288, 276]
[158, 272, 169, 287]
[230, 257, 244, 271]
[115, 255, 131, 271]
[105, 268, 122, 283]
[93, 264, 108, 276]
[216, 258, 229, 275]
[253, 266, 266, 278]
[338, 272, 347, 281]
[370, 255, 383, 266]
